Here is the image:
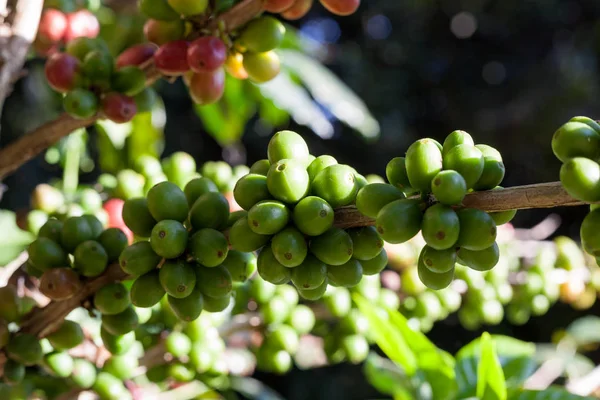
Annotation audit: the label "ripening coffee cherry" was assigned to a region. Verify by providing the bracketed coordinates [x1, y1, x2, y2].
[64, 10, 100, 43]
[225, 52, 249, 79]
[265, 0, 296, 13]
[187, 36, 227, 72]
[319, 0, 360, 16]
[154, 40, 190, 75]
[243, 51, 281, 83]
[139, 0, 180, 20]
[144, 19, 186, 45]
[116, 43, 158, 69]
[239, 16, 286, 53]
[63, 89, 98, 119]
[45, 52, 80, 92]
[405, 138, 443, 192]
[101, 93, 137, 123]
[168, 0, 209, 16]
[38, 9, 68, 44]
[188, 68, 226, 105]
[281, 0, 313, 20]
[40, 268, 82, 301]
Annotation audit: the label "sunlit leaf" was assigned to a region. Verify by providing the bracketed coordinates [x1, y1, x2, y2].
[534, 344, 595, 380]
[353, 294, 417, 375]
[255, 70, 334, 139]
[279, 49, 380, 140]
[456, 335, 536, 399]
[128, 100, 166, 163]
[565, 316, 600, 347]
[506, 386, 597, 400]
[195, 76, 255, 146]
[229, 376, 285, 400]
[385, 307, 456, 400]
[476, 332, 507, 400]
[0, 210, 35, 265]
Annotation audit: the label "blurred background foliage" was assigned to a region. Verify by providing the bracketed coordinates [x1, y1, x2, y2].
[3, 0, 600, 398]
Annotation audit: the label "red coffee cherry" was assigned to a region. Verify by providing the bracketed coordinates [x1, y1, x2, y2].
[44, 52, 81, 92]
[188, 68, 225, 105]
[102, 93, 138, 124]
[281, 0, 313, 20]
[38, 9, 68, 44]
[265, 0, 296, 13]
[116, 43, 159, 69]
[319, 0, 360, 16]
[187, 36, 227, 73]
[154, 40, 190, 76]
[143, 19, 185, 46]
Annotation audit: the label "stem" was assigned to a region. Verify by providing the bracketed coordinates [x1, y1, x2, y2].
[62, 129, 84, 198]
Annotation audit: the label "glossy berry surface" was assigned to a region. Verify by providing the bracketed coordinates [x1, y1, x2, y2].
[187, 36, 227, 73]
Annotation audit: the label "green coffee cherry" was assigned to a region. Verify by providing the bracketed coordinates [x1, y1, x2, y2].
[94, 283, 130, 315]
[431, 170, 467, 205]
[248, 200, 290, 235]
[119, 241, 161, 277]
[473, 144, 505, 190]
[147, 181, 189, 222]
[292, 196, 335, 236]
[560, 157, 600, 202]
[442, 144, 484, 189]
[375, 199, 423, 244]
[258, 246, 292, 285]
[47, 320, 84, 350]
[159, 260, 196, 299]
[417, 251, 454, 290]
[271, 227, 308, 268]
[309, 227, 353, 266]
[6, 334, 43, 366]
[355, 183, 405, 219]
[221, 250, 257, 283]
[456, 208, 497, 251]
[442, 130, 474, 155]
[267, 130, 310, 165]
[311, 164, 358, 208]
[28, 237, 69, 271]
[327, 259, 363, 288]
[348, 226, 383, 261]
[196, 265, 233, 298]
[184, 177, 219, 205]
[360, 249, 388, 275]
[250, 159, 271, 176]
[233, 173, 271, 211]
[385, 157, 412, 191]
[74, 240, 108, 277]
[189, 192, 230, 230]
[290, 255, 327, 290]
[267, 159, 310, 204]
[552, 121, 600, 162]
[122, 198, 157, 237]
[405, 139, 443, 191]
[421, 204, 460, 250]
[420, 245, 456, 274]
[229, 216, 271, 252]
[131, 270, 166, 307]
[168, 288, 204, 321]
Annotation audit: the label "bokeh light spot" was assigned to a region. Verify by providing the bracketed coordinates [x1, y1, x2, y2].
[451, 12, 477, 39]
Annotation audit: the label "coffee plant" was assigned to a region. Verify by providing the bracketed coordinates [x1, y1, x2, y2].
[0, 1, 598, 399]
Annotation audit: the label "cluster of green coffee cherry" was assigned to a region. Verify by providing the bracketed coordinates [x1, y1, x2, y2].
[228, 130, 389, 299]
[355, 130, 515, 291]
[99, 151, 248, 201]
[26, 215, 128, 300]
[25, 182, 108, 236]
[1, 317, 137, 399]
[553, 116, 600, 265]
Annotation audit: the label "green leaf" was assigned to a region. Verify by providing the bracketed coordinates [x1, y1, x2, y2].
[363, 352, 416, 399]
[128, 101, 165, 164]
[195, 76, 255, 146]
[385, 307, 457, 400]
[534, 344, 595, 380]
[456, 335, 536, 398]
[279, 49, 380, 140]
[95, 120, 128, 174]
[565, 316, 600, 347]
[506, 386, 597, 400]
[353, 294, 417, 375]
[476, 332, 507, 400]
[229, 376, 285, 400]
[254, 70, 334, 139]
[0, 210, 35, 265]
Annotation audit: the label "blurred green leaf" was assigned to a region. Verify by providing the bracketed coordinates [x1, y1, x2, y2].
[95, 120, 129, 174]
[565, 316, 600, 347]
[506, 386, 597, 400]
[456, 335, 536, 399]
[476, 332, 507, 400]
[0, 210, 35, 265]
[385, 307, 457, 400]
[128, 101, 166, 164]
[255, 70, 334, 139]
[363, 352, 416, 399]
[534, 344, 595, 380]
[279, 49, 380, 140]
[229, 376, 285, 400]
[195, 76, 255, 146]
[353, 294, 417, 375]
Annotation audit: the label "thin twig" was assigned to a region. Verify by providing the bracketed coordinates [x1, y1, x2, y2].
[566, 364, 600, 396]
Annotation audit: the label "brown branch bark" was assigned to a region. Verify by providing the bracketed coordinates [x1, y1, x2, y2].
[0, 0, 44, 129]
[333, 181, 587, 229]
[0, 0, 266, 180]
